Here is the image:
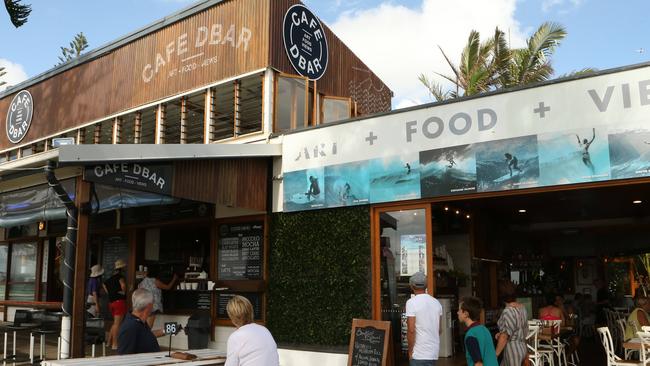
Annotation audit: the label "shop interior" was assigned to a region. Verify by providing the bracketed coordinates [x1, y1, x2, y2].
[378, 181, 650, 365]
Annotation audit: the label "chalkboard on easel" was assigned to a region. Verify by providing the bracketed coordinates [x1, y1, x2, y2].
[348, 319, 391, 366]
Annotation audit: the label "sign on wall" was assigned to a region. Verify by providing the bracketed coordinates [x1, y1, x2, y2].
[84, 163, 174, 195]
[280, 64, 650, 212]
[5, 90, 33, 144]
[283, 4, 328, 80]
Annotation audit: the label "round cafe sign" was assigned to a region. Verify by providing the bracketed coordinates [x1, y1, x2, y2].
[282, 4, 328, 80]
[6, 90, 34, 144]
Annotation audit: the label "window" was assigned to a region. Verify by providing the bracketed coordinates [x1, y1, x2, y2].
[163, 100, 181, 144]
[321, 97, 351, 124]
[120, 113, 137, 144]
[274, 75, 308, 133]
[140, 107, 157, 144]
[237, 75, 263, 136]
[8, 242, 37, 300]
[211, 83, 235, 141]
[184, 92, 205, 144]
[81, 125, 95, 144]
[0, 245, 7, 299]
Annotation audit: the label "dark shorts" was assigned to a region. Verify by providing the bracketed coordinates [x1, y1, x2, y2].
[109, 299, 127, 317]
[410, 360, 436, 366]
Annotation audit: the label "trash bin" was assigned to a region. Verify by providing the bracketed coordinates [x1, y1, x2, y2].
[185, 313, 211, 349]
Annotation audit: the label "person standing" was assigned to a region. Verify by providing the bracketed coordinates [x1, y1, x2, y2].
[86, 264, 104, 317]
[103, 259, 127, 350]
[137, 267, 178, 328]
[405, 271, 442, 366]
[117, 289, 162, 355]
[458, 297, 498, 366]
[495, 294, 528, 366]
[225, 295, 279, 366]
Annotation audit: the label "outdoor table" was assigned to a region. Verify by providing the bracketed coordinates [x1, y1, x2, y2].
[40, 349, 226, 366]
[624, 338, 643, 359]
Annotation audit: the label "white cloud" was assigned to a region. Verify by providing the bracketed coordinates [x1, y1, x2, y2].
[542, 0, 583, 13]
[329, 0, 527, 108]
[0, 59, 28, 91]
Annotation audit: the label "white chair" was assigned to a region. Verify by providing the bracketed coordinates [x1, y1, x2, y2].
[540, 319, 567, 366]
[526, 325, 544, 366]
[598, 327, 645, 366]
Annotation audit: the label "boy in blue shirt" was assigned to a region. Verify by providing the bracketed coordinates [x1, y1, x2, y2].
[457, 296, 498, 366]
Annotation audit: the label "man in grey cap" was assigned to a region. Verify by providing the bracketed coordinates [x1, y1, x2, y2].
[405, 271, 442, 366]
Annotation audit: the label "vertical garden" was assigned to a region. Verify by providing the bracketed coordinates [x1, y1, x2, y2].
[268, 206, 371, 346]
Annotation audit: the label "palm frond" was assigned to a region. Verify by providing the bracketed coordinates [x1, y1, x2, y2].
[4, 0, 31, 27]
[418, 74, 451, 102]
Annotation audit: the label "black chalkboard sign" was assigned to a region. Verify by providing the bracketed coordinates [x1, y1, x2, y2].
[101, 235, 128, 274]
[348, 319, 391, 366]
[216, 293, 263, 320]
[163, 290, 212, 312]
[217, 222, 263, 280]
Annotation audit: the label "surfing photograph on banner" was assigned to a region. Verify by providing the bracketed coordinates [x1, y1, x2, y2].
[608, 127, 650, 179]
[419, 144, 477, 197]
[283, 168, 326, 211]
[476, 135, 540, 192]
[368, 154, 421, 204]
[538, 127, 611, 185]
[324, 161, 370, 207]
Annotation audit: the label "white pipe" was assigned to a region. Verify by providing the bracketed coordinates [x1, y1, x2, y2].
[60, 316, 71, 359]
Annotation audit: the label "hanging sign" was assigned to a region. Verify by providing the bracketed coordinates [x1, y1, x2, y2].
[84, 163, 174, 195]
[283, 4, 328, 80]
[5, 90, 34, 144]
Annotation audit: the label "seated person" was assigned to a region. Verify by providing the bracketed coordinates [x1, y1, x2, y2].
[225, 295, 279, 366]
[117, 288, 163, 355]
[539, 293, 565, 329]
[625, 295, 650, 341]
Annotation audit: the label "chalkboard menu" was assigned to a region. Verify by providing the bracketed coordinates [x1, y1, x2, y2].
[348, 319, 391, 366]
[217, 222, 263, 280]
[216, 293, 262, 320]
[101, 235, 128, 274]
[163, 290, 212, 312]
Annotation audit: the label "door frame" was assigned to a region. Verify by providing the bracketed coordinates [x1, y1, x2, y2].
[371, 202, 434, 320]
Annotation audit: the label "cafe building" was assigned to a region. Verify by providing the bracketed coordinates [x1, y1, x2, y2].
[275, 61, 650, 364]
[0, 0, 390, 362]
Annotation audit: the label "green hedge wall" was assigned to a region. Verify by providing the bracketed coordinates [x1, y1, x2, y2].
[268, 206, 371, 346]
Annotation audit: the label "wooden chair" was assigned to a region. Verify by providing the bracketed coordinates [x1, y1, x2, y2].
[598, 327, 645, 366]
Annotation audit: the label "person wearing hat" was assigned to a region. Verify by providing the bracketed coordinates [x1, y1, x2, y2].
[405, 271, 442, 366]
[103, 259, 127, 350]
[86, 264, 104, 317]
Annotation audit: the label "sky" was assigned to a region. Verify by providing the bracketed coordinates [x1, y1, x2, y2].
[1, 0, 648, 109]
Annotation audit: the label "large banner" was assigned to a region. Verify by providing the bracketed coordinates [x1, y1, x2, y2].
[281, 64, 650, 212]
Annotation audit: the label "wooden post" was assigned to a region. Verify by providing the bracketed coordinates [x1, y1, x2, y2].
[113, 117, 121, 144]
[180, 97, 188, 144]
[234, 80, 241, 136]
[93, 124, 101, 144]
[134, 112, 142, 144]
[71, 177, 91, 358]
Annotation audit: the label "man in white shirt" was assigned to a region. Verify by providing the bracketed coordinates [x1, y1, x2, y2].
[405, 271, 443, 366]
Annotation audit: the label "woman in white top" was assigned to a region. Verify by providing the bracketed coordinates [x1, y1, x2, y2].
[225, 295, 279, 366]
[137, 267, 178, 328]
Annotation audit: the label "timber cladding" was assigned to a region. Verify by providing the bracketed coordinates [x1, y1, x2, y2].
[0, 0, 269, 151]
[269, 0, 392, 116]
[171, 158, 268, 211]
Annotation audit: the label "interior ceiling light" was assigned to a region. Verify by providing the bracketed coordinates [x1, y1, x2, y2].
[633, 200, 643, 204]
[455, 210, 460, 214]
[466, 214, 471, 219]
[444, 206, 449, 211]
[518, 209, 527, 213]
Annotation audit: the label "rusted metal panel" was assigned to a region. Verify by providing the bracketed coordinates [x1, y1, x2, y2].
[172, 158, 268, 211]
[0, 0, 269, 151]
[269, 0, 392, 117]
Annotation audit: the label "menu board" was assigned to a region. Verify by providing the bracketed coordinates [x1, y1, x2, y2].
[101, 235, 128, 274]
[217, 293, 262, 320]
[163, 291, 212, 311]
[217, 222, 263, 280]
[348, 319, 391, 366]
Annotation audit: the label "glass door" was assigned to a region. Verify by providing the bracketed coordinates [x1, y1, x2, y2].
[372, 205, 432, 364]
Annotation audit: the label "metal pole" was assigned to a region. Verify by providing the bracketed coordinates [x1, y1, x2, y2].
[44, 161, 77, 359]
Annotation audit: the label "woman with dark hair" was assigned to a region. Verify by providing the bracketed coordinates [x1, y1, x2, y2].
[495, 292, 528, 366]
[103, 259, 127, 350]
[539, 293, 565, 326]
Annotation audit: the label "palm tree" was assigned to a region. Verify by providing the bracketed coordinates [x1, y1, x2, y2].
[58, 32, 89, 65]
[4, 0, 32, 28]
[420, 22, 568, 101]
[502, 22, 567, 88]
